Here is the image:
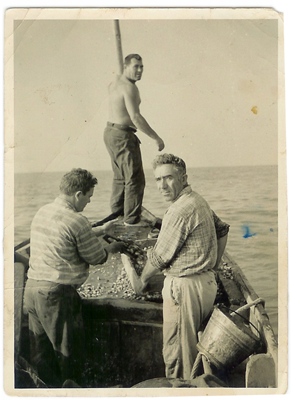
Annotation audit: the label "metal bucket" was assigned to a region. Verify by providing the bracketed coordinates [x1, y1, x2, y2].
[197, 305, 261, 370]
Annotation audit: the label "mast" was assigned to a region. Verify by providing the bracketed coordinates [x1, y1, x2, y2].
[113, 20, 124, 74]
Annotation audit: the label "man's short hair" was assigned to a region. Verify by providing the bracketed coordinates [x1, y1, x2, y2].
[60, 168, 98, 196]
[124, 54, 142, 65]
[152, 154, 187, 175]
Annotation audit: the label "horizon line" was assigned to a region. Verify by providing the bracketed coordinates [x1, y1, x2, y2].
[14, 164, 278, 174]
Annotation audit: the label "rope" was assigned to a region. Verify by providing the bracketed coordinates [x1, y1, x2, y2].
[190, 352, 202, 379]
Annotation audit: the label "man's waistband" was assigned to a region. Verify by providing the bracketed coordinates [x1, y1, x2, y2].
[107, 121, 137, 133]
[26, 278, 79, 290]
[164, 268, 215, 278]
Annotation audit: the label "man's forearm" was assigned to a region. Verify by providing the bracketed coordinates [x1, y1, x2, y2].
[214, 234, 228, 270]
[132, 113, 160, 140]
[140, 258, 160, 288]
[128, 258, 160, 295]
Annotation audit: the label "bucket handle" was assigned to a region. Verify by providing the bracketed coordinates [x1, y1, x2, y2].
[219, 304, 262, 342]
[230, 297, 265, 317]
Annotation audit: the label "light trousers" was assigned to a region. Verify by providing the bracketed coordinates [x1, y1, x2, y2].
[162, 271, 217, 380]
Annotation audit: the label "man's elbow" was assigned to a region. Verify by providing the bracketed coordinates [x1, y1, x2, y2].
[217, 234, 228, 257]
[218, 233, 228, 246]
[222, 232, 228, 240]
[88, 250, 108, 266]
[131, 112, 143, 126]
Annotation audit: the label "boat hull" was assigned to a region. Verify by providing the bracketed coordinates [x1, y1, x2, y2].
[14, 217, 278, 388]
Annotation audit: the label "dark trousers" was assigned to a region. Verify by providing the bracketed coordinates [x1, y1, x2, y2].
[23, 279, 85, 387]
[104, 126, 146, 224]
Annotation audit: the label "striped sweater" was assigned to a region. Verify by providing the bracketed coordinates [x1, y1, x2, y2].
[27, 197, 107, 286]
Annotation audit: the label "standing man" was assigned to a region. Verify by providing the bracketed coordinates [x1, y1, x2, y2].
[132, 154, 229, 380]
[104, 54, 165, 226]
[24, 168, 125, 387]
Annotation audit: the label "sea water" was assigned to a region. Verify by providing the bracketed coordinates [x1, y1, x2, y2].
[14, 165, 279, 337]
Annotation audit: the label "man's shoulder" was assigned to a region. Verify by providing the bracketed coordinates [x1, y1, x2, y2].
[170, 190, 210, 217]
[187, 190, 212, 214]
[60, 207, 89, 227]
[188, 189, 208, 204]
[120, 75, 138, 91]
[167, 195, 194, 218]
[109, 75, 137, 96]
[57, 209, 92, 237]
[34, 200, 56, 215]
[34, 200, 88, 226]
[177, 188, 203, 206]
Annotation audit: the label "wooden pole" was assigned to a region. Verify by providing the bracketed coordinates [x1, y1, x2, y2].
[113, 20, 124, 74]
[14, 238, 30, 252]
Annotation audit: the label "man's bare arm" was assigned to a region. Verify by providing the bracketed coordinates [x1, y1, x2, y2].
[131, 258, 159, 295]
[124, 84, 165, 151]
[214, 233, 228, 271]
[122, 257, 159, 295]
[140, 259, 160, 288]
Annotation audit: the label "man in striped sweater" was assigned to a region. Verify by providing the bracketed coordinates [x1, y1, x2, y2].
[24, 168, 125, 387]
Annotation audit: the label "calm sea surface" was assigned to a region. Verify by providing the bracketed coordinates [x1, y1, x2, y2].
[14, 165, 278, 337]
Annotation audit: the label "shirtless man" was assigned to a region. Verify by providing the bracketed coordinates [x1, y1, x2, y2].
[104, 54, 165, 226]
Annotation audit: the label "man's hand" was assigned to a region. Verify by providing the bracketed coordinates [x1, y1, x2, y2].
[106, 241, 127, 254]
[92, 219, 118, 237]
[102, 219, 118, 232]
[156, 137, 165, 151]
[121, 253, 148, 295]
[131, 276, 147, 295]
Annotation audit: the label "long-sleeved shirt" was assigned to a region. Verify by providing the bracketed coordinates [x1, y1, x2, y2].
[148, 186, 230, 277]
[28, 197, 107, 285]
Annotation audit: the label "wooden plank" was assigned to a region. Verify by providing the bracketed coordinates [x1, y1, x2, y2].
[14, 238, 30, 252]
[14, 262, 27, 358]
[14, 251, 29, 272]
[82, 297, 163, 325]
[113, 20, 123, 74]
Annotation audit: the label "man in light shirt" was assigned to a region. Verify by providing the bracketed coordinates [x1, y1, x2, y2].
[133, 154, 229, 380]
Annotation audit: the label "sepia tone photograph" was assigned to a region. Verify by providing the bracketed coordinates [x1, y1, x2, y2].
[4, 6, 287, 396]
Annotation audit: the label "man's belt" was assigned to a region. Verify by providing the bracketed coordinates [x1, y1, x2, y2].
[107, 121, 137, 133]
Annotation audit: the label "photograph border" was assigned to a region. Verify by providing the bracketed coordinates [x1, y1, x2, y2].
[3, 6, 287, 396]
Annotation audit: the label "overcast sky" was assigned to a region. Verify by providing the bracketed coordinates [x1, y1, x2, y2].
[13, 12, 279, 173]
